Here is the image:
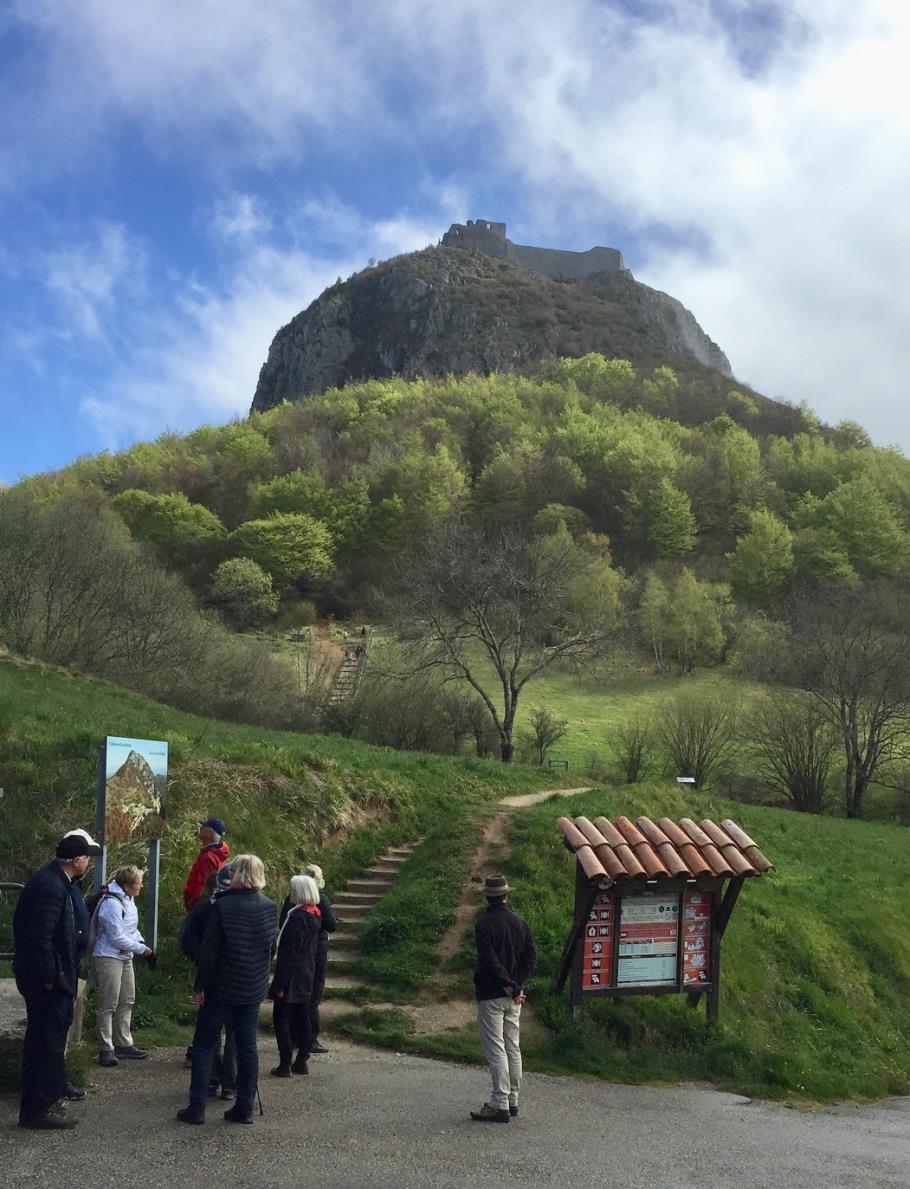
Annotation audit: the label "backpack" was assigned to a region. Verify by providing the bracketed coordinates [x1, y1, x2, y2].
[85, 885, 124, 946]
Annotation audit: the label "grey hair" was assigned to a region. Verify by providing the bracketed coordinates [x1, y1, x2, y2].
[112, 865, 144, 892]
[230, 854, 266, 892]
[289, 874, 320, 906]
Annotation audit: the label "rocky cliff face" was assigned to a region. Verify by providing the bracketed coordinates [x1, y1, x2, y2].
[251, 246, 732, 413]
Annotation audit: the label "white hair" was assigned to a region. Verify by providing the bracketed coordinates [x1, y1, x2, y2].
[289, 874, 320, 906]
[303, 863, 325, 889]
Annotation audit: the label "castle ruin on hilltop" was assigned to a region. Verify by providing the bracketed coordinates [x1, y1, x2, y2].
[441, 219, 627, 282]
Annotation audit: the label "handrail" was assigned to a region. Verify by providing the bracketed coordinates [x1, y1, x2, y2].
[0, 882, 24, 962]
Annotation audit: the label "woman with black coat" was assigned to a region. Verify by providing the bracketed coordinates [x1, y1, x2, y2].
[270, 874, 322, 1077]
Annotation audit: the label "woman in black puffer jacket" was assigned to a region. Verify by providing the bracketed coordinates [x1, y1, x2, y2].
[269, 874, 322, 1077]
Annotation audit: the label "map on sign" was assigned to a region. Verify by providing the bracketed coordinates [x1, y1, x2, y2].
[617, 892, 680, 985]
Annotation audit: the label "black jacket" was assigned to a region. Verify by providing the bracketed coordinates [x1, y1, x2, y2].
[279, 891, 337, 954]
[179, 896, 216, 966]
[473, 902, 537, 1001]
[195, 888, 276, 1004]
[70, 878, 90, 973]
[13, 862, 77, 996]
[270, 907, 321, 1003]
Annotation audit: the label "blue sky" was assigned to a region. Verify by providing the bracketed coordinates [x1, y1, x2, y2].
[2, 1, 909, 483]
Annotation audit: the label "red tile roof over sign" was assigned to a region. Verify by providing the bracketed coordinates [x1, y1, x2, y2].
[557, 814, 773, 885]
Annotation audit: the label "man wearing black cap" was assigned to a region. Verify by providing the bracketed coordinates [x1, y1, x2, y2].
[183, 817, 230, 912]
[13, 829, 101, 1129]
[470, 874, 537, 1124]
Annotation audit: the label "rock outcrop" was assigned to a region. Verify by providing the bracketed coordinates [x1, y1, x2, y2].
[251, 245, 732, 414]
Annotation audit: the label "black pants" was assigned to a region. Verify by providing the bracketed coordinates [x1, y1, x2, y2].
[311, 949, 328, 1041]
[273, 998, 312, 1064]
[18, 984, 74, 1120]
[189, 999, 259, 1106]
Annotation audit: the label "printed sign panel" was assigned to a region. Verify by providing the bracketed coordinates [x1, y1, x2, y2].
[682, 887, 712, 984]
[103, 737, 168, 845]
[617, 891, 680, 986]
[581, 892, 614, 990]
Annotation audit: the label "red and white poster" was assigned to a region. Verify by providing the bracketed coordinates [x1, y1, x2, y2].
[581, 891, 614, 991]
[682, 888, 712, 985]
[617, 892, 680, 985]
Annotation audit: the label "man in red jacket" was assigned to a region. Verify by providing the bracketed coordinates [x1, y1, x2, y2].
[183, 818, 230, 912]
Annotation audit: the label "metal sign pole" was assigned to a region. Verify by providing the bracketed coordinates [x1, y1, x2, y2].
[146, 838, 160, 953]
[95, 740, 108, 891]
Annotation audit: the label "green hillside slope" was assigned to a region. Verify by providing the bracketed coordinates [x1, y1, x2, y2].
[346, 785, 910, 1103]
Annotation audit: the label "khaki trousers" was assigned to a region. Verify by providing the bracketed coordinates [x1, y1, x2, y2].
[94, 957, 135, 1052]
[476, 996, 522, 1112]
[65, 977, 87, 1051]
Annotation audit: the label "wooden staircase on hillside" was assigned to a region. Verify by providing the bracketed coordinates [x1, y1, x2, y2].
[328, 642, 369, 703]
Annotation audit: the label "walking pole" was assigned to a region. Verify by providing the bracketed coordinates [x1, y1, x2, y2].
[257, 1082, 264, 1116]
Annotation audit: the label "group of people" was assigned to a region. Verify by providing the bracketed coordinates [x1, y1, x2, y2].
[11, 814, 537, 1130]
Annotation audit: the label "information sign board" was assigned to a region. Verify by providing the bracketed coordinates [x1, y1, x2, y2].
[617, 891, 680, 986]
[682, 887, 712, 985]
[581, 891, 614, 990]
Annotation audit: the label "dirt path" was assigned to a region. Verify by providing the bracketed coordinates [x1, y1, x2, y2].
[406, 787, 591, 1039]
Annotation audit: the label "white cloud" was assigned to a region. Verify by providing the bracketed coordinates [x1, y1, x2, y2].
[211, 193, 273, 242]
[43, 222, 146, 347]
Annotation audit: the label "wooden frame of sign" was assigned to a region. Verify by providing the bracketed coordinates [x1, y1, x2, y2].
[552, 862, 746, 1023]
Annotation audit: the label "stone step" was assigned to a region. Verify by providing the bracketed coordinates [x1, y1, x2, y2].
[385, 847, 415, 857]
[335, 907, 371, 922]
[346, 878, 394, 892]
[334, 890, 385, 903]
[330, 932, 360, 948]
[365, 861, 406, 876]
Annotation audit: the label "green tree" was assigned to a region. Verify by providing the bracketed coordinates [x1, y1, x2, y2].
[231, 513, 334, 589]
[210, 558, 279, 629]
[647, 479, 697, 558]
[726, 509, 795, 605]
[250, 470, 337, 522]
[638, 573, 669, 672]
[664, 568, 729, 673]
[111, 489, 225, 567]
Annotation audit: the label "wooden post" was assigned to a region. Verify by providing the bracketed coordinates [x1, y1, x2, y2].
[553, 866, 598, 1000]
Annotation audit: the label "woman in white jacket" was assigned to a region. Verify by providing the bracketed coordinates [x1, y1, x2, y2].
[92, 865, 153, 1067]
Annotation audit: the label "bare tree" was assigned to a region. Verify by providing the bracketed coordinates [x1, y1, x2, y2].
[749, 693, 838, 813]
[610, 717, 655, 784]
[379, 521, 621, 761]
[785, 582, 910, 819]
[657, 692, 738, 788]
[521, 707, 569, 766]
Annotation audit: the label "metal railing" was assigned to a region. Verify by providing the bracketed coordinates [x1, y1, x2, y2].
[0, 882, 23, 962]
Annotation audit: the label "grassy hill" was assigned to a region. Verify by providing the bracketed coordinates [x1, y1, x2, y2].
[343, 784, 910, 1103]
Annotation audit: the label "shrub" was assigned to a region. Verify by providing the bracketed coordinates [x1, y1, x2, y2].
[609, 717, 655, 783]
[656, 692, 738, 788]
[210, 558, 279, 629]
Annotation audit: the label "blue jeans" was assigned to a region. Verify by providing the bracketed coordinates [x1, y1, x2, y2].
[189, 998, 259, 1106]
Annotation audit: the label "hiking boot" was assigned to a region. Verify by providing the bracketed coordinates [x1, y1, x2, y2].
[219, 1088, 235, 1101]
[291, 1053, 309, 1075]
[19, 1111, 77, 1130]
[175, 1102, 206, 1125]
[509, 1102, 519, 1117]
[470, 1103, 510, 1123]
[62, 1083, 87, 1101]
[309, 1041, 328, 1054]
[98, 1050, 118, 1068]
[115, 1046, 150, 1059]
[224, 1099, 254, 1124]
[271, 1061, 292, 1078]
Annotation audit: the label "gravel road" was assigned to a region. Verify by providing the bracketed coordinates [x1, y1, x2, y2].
[2, 1038, 908, 1188]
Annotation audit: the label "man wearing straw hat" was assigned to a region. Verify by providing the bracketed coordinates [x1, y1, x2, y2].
[470, 874, 536, 1124]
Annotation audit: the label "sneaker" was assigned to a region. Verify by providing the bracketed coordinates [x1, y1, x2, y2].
[115, 1046, 150, 1060]
[19, 1112, 77, 1130]
[98, 1051, 119, 1068]
[219, 1089, 235, 1101]
[309, 1041, 328, 1054]
[470, 1103, 510, 1123]
[509, 1102, 519, 1118]
[62, 1084, 87, 1101]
